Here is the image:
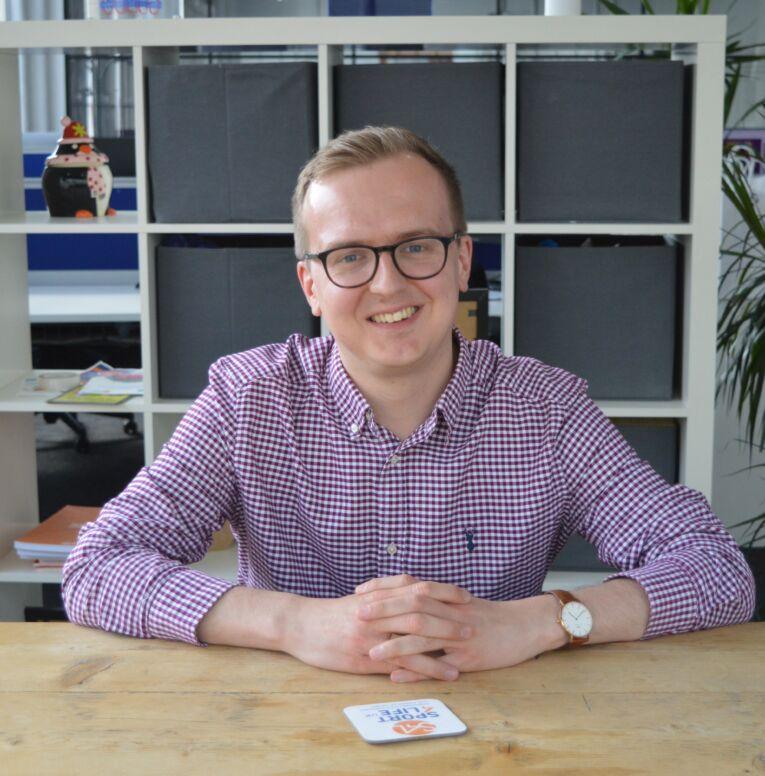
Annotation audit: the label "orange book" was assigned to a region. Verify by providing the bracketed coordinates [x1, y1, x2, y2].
[14, 505, 102, 561]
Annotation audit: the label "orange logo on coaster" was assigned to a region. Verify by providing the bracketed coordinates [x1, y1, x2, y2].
[392, 720, 437, 736]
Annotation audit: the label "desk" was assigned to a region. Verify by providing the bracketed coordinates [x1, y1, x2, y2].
[0, 622, 762, 774]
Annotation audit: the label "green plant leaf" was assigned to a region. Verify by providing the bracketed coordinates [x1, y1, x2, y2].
[730, 100, 765, 132]
[596, 0, 629, 13]
[724, 62, 742, 125]
[730, 511, 765, 548]
[718, 145, 765, 457]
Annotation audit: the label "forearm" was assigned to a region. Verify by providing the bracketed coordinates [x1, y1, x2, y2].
[536, 578, 650, 653]
[196, 585, 299, 651]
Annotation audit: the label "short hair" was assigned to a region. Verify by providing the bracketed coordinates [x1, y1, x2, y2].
[291, 125, 467, 258]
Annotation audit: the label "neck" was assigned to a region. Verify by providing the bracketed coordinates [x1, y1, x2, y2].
[339, 331, 458, 440]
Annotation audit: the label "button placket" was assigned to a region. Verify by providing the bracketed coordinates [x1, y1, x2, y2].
[377, 442, 405, 568]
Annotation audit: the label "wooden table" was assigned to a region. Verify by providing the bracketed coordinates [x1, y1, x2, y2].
[1, 622, 763, 774]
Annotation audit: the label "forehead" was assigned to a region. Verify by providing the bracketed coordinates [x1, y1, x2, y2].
[302, 153, 453, 249]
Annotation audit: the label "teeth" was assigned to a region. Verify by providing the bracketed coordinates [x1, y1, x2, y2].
[370, 306, 417, 324]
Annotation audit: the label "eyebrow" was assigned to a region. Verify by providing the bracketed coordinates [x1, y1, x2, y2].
[321, 228, 444, 252]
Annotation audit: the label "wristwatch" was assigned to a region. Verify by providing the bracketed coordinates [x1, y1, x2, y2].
[544, 589, 593, 647]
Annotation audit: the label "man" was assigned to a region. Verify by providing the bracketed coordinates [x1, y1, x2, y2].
[62, 126, 755, 684]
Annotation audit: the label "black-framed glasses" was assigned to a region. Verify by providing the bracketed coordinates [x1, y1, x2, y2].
[301, 232, 463, 288]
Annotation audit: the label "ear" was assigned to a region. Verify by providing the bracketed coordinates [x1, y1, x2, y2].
[296, 260, 322, 317]
[456, 234, 473, 293]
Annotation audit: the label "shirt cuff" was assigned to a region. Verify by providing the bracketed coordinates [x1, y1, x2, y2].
[144, 566, 238, 647]
[603, 558, 699, 640]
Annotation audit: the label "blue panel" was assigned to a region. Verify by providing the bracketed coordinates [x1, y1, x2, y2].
[329, 0, 375, 14]
[107, 188, 137, 210]
[25, 189, 47, 211]
[473, 239, 501, 271]
[330, 0, 430, 14]
[24, 153, 48, 178]
[375, 0, 430, 13]
[26, 187, 136, 212]
[27, 233, 138, 271]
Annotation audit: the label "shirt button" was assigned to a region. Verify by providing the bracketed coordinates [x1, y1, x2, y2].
[387, 543, 398, 556]
[350, 422, 359, 434]
[365, 409, 373, 422]
[389, 454, 401, 466]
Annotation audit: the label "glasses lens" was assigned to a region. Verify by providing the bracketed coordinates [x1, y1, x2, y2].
[326, 247, 376, 287]
[394, 237, 447, 279]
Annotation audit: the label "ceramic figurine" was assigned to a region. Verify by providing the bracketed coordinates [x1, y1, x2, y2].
[42, 116, 116, 218]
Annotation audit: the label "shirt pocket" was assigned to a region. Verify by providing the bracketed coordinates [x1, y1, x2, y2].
[453, 462, 566, 599]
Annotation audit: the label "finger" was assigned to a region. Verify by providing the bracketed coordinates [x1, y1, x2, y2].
[438, 652, 461, 669]
[352, 653, 436, 682]
[352, 653, 416, 676]
[355, 574, 419, 594]
[389, 668, 430, 683]
[363, 579, 472, 605]
[358, 592, 473, 628]
[367, 612, 472, 642]
[392, 653, 460, 682]
[370, 635, 460, 661]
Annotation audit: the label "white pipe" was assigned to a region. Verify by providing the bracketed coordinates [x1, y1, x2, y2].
[544, 0, 582, 14]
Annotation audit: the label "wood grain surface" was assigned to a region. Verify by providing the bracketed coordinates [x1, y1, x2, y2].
[0, 622, 763, 774]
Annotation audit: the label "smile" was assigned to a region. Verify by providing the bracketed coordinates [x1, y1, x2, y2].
[369, 306, 419, 324]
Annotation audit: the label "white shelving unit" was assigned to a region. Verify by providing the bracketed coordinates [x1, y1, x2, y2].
[0, 15, 726, 620]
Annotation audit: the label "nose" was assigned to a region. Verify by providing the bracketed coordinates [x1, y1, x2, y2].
[79, 144, 92, 154]
[368, 249, 408, 294]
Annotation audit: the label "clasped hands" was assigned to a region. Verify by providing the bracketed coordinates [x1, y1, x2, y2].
[286, 573, 552, 683]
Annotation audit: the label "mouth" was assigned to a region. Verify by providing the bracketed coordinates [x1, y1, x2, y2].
[368, 305, 420, 325]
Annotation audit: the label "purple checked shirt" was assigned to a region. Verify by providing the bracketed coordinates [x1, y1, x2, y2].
[61, 331, 756, 646]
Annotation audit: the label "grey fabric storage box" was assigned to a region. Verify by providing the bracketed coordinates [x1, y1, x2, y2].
[517, 60, 687, 222]
[514, 244, 680, 400]
[551, 419, 679, 571]
[334, 62, 503, 221]
[156, 245, 316, 398]
[148, 62, 317, 222]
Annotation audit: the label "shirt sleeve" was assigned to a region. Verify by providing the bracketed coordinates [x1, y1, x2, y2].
[61, 357, 241, 647]
[555, 386, 756, 640]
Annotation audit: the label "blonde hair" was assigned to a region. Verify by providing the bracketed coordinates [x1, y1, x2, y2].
[291, 125, 467, 258]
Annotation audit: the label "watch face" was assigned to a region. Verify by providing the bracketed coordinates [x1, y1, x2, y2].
[561, 601, 593, 638]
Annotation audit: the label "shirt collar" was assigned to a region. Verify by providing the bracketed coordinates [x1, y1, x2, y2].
[433, 327, 471, 440]
[327, 338, 373, 437]
[326, 328, 472, 441]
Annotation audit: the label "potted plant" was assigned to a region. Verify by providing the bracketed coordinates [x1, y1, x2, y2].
[719, 146, 765, 621]
[598, 0, 765, 620]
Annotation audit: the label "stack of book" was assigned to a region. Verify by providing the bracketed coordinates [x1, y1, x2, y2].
[14, 505, 101, 568]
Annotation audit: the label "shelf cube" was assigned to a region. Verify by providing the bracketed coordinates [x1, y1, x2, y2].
[148, 62, 318, 222]
[156, 244, 317, 398]
[514, 242, 681, 400]
[334, 62, 504, 221]
[517, 60, 688, 222]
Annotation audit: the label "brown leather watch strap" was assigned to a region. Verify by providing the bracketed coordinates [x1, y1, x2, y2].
[546, 589, 578, 607]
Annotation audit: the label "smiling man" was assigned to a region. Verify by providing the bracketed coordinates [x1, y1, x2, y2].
[62, 126, 755, 684]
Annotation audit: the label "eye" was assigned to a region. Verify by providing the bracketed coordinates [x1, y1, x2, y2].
[338, 251, 360, 264]
[401, 242, 424, 254]
[71, 144, 78, 151]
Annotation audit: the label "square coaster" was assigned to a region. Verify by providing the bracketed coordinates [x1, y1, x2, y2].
[343, 698, 468, 744]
